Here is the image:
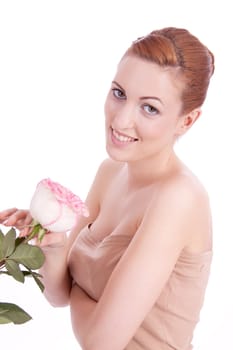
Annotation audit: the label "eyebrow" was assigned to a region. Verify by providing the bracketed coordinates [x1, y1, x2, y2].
[112, 81, 126, 93]
[112, 81, 164, 105]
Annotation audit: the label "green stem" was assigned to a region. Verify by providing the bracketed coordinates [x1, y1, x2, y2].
[23, 226, 40, 243]
[23, 223, 47, 243]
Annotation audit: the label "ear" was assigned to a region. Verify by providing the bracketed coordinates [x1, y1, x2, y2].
[175, 108, 202, 136]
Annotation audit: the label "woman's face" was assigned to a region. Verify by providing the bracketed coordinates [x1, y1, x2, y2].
[104, 55, 185, 163]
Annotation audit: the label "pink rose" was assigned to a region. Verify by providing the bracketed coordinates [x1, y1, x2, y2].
[29, 178, 89, 233]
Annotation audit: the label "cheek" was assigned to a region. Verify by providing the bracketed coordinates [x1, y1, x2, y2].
[104, 98, 114, 122]
[140, 119, 175, 141]
[104, 98, 122, 127]
[139, 119, 164, 140]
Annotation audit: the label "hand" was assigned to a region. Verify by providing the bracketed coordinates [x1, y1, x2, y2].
[0, 208, 66, 248]
[0, 208, 32, 236]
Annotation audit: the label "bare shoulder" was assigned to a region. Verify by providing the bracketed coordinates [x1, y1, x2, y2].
[159, 168, 210, 207]
[144, 168, 212, 253]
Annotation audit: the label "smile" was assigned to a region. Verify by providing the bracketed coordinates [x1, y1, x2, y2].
[112, 128, 138, 143]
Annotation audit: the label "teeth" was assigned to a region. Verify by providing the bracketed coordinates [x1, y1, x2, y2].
[113, 129, 136, 142]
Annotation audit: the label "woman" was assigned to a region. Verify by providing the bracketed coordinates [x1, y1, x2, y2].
[0, 27, 214, 349]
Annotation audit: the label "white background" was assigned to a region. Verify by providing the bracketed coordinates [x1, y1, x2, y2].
[0, 1, 232, 349]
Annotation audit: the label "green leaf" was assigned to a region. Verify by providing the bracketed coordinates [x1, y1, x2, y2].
[0, 230, 5, 260]
[0, 229, 4, 245]
[5, 260, 25, 283]
[21, 268, 45, 292]
[15, 236, 25, 247]
[10, 243, 45, 269]
[2, 228, 16, 258]
[0, 269, 44, 291]
[0, 308, 11, 324]
[22, 270, 43, 278]
[0, 308, 8, 315]
[0, 316, 12, 324]
[18, 268, 44, 292]
[0, 302, 32, 324]
[30, 271, 45, 292]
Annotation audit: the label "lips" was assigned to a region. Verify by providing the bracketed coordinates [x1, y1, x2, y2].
[111, 128, 138, 143]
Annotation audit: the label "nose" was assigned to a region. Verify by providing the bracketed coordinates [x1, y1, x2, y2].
[112, 102, 135, 130]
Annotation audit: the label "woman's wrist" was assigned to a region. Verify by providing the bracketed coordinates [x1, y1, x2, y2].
[37, 232, 67, 250]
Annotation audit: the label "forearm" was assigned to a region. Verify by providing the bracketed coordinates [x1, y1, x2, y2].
[39, 235, 72, 307]
[70, 283, 97, 349]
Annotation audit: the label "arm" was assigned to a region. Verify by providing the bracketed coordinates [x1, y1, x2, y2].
[0, 210, 92, 307]
[70, 177, 211, 350]
[37, 159, 117, 307]
[0, 158, 115, 307]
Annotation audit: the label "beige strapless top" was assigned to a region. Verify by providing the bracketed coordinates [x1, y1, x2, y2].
[68, 224, 212, 350]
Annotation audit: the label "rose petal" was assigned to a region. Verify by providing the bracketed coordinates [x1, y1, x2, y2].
[29, 179, 89, 233]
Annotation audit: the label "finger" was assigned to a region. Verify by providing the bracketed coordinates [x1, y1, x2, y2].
[19, 227, 31, 237]
[4, 209, 30, 226]
[0, 208, 18, 222]
[25, 212, 33, 225]
[17, 214, 33, 228]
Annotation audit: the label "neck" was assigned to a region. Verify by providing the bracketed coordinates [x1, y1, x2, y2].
[124, 149, 180, 190]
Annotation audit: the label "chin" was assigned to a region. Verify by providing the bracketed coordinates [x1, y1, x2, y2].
[105, 146, 123, 162]
[105, 144, 130, 163]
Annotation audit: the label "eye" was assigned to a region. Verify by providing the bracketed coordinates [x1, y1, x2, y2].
[142, 104, 159, 116]
[112, 88, 126, 100]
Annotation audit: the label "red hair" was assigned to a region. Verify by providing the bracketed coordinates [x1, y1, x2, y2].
[125, 27, 214, 114]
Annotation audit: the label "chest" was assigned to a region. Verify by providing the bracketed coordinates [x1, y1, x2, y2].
[90, 179, 155, 242]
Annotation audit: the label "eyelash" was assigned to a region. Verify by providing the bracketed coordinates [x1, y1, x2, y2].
[111, 88, 160, 116]
[112, 88, 126, 99]
[142, 104, 159, 116]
